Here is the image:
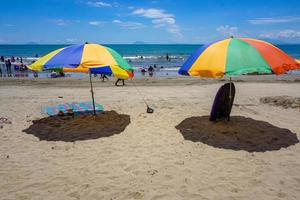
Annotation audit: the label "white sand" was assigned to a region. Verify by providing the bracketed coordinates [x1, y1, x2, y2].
[0, 77, 300, 199]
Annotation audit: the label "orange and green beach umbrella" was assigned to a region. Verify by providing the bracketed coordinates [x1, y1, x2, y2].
[179, 38, 300, 77]
[28, 43, 134, 79]
[179, 38, 300, 121]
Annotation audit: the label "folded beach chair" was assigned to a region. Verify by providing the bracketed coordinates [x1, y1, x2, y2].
[42, 102, 104, 116]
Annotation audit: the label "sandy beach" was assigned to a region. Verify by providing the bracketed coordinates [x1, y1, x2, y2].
[0, 76, 300, 199]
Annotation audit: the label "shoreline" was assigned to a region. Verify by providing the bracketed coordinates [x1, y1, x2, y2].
[0, 74, 300, 88]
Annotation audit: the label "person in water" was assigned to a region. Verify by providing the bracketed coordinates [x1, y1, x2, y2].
[115, 78, 125, 86]
[166, 53, 171, 61]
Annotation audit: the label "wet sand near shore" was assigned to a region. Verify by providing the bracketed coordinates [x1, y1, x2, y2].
[0, 74, 300, 88]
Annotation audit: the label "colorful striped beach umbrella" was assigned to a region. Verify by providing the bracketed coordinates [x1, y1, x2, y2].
[179, 37, 300, 120]
[28, 43, 134, 79]
[179, 38, 300, 77]
[28, 43, 134, 115]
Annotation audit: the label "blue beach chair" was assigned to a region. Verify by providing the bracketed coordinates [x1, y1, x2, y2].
[42, 102, 104, 116]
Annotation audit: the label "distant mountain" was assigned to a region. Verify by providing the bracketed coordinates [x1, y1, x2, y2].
[26, 41, 39, 45]
[133, 41, 147, 44]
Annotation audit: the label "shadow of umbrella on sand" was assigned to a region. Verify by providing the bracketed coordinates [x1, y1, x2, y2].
[23, 111, 130, 142]
[175, 116, 299, 152]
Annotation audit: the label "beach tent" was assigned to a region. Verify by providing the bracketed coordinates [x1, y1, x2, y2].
[179, 37, 300, 120]
[28, 43, 134, 115]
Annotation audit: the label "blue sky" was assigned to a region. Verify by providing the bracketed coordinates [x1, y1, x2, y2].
[0, 0, 300, 44]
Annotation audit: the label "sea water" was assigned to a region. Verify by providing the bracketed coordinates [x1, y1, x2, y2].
[0, 44, 300, 77]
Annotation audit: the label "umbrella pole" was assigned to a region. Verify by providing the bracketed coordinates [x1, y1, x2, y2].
[228, 77, 232, 121]
[89, 72, 96, 115]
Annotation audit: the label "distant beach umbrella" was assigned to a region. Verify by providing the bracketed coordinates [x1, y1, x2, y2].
[179, 37, 300, 120]
[28, 43, 134, 115]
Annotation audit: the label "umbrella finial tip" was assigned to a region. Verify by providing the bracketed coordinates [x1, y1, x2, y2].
[230, 36, 234, 38]
[85, 41, 89, 44]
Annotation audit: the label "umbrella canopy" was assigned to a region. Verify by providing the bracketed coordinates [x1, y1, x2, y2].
[28, 43, 133, 79]
[179, 38, 300, 78]
[28, 43, 134, 116]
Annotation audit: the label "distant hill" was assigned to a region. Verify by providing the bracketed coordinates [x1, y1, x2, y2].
[26, 41, 39, 45]
[133, 41, 147, 44]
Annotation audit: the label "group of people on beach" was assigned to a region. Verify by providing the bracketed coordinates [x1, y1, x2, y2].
[0, 52, 170, 80]
[0, 56, 13, 77]
[1, 55, 23, 63]
[0, 55, 28, 77]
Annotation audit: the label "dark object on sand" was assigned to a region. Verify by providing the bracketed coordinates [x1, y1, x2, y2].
[210, 82, 235, 121]
[0, 117, 12, 129]
[147, 105, 154, 113]
[115, 78, 125, 86]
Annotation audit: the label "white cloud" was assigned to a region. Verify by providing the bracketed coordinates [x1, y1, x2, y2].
[65, 38, 77, 43]
[112, 20, 121, 23]
[248, 16, 300, 25]
[3, 24, 15, 27]
[112, 20, 145, 29]
[132, 8, 173, 19]
[132, 8, 182, 39]
[152, 17, 175, 27]
[51, 19, 69, 26]
[86, 1, 111, 7]
[260, 29, 300, 39]
[50, 19, 79, 26]
[217, 25, 238, 37]
[88, 21, 105, 26]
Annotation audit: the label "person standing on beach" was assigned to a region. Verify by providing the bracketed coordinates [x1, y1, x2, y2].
[148, 65, 154, 77]
[0, 56, 4, 62]
[141, 68, 146, 76]
[100, 74, 109, 82]
[6, 59, 12, 77]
